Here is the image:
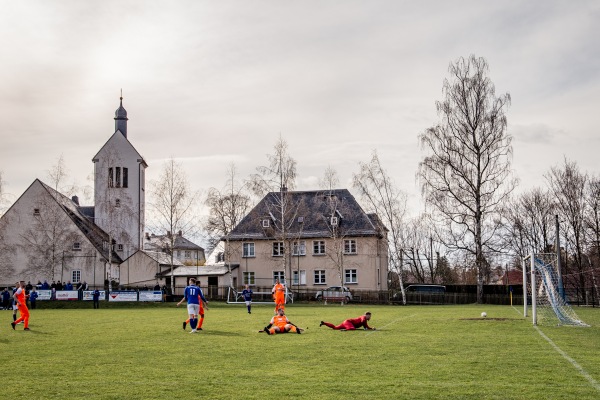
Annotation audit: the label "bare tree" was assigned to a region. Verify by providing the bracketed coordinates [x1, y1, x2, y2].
[319, 165, 340, 192]
[149, 157, 200, 292]
[500, 188, 555, 269]
[205, 163, 251, 285]
[418, 55, 516, 304]
[248, 136, 299, 285]
[0, 170, 8, 216]
[353, 151, 407, 303]
[546, 159, 588, 292]
[401, 214, 447, 284]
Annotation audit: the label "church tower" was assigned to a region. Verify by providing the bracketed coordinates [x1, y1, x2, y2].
[92, 96, 147, 259]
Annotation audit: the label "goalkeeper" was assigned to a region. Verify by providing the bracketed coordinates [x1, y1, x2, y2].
[264, 308, 301, 335]
[320, 312, 375, 331]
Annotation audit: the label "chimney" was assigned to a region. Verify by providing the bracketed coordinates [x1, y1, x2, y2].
[178, 230, 183, 236]
[71, 195, 79, 205]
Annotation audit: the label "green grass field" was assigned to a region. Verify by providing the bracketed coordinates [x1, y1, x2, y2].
[2, 302, 600, 399]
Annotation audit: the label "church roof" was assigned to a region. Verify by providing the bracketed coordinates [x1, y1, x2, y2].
[144, 232, 204, 251]
[38, 180, 123, 263]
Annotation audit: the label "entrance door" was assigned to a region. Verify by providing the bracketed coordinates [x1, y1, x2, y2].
[208, 276, 218, 298]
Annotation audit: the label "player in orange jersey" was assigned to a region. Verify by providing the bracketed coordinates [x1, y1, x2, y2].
[11, 281, 30, 331]
[271, 279, 286, 314]
[263, 308, 301, 335]
[320, 312, 376, 331]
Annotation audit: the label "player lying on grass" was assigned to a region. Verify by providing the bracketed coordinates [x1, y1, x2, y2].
[263, 307, 302, 335]
[320, 311, 376, 331]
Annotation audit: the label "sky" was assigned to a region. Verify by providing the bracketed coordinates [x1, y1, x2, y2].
[1, 0, 599, 220]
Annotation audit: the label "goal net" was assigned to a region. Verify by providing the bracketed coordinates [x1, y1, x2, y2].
[226, 279, 294, 305]
[524, 253, 588, 327]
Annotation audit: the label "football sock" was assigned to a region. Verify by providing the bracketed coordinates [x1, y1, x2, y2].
[198, 316, 204, 329]
[190, 318, 197, 330]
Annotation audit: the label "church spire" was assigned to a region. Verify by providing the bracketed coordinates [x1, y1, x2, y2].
[114, 90, 128, 138]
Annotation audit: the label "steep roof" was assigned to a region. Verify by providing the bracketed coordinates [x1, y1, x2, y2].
[38, 180, 122, 263]
[144, 233, 204, 251]
[226, 189, 386, 241]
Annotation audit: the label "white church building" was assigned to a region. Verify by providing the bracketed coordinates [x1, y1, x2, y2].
[0, 98, 152, 289]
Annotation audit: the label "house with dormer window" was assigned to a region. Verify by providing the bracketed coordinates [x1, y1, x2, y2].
[224, 189, 388, 293]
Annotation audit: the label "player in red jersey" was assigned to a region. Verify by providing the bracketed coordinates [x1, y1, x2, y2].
[320, 312, 375, 331]
[11, 281, 30, 331]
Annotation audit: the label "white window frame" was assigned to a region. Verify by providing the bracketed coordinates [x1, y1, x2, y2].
[272, 242, 284, 257]
[262, 219, 270, 228]
[314, 270, 326, 285]
[313, 240, 326, 255]
[72, 270, 81, 283]
[243, 242, 255, 258]
[345, 269, 358, 284]
[273, 271, 285, 284]
[292, 270, 306, 285]
[292, 241, 306, 256]
[184, 250, 191, 258]
[243, 271, 255, 285]
[344, 239, 357, 254]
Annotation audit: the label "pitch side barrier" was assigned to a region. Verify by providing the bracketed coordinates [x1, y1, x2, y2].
[32, 290, 164, 302]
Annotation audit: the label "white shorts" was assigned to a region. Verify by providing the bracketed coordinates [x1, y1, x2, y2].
[187, 304, 199, 315]
[13, 304, 18, 311]
[245, 300, 251, 306]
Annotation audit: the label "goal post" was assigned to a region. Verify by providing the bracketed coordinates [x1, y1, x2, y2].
[524, 251, 588, 327]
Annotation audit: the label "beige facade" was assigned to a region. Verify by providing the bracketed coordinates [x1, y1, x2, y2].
[227, 235, 388, 292]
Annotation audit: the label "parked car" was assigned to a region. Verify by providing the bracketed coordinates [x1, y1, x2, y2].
[315, 286, 353, 302]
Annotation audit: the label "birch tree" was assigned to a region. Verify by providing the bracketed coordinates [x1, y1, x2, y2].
[418, 55, 516, 304]
[205, 163, 251, 285]
[353, 151, 408, 303]
[150, 157, 200, 292]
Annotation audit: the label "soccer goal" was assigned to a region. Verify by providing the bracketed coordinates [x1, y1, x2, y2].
[523, 252, 588, 327]
[226, 286, 294, 305]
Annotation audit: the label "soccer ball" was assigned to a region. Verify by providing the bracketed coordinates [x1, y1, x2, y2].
[481, 312, 487, 318]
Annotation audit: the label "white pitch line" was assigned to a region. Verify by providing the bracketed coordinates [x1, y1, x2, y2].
[535, 326, 600, 393]
[365, 313, 417, 335]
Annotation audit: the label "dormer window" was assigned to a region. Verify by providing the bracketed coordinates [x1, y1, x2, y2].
[117, 244, 124, 252]
[262, 219, 270, 228]
[33, 208, 40, 216]
[73, 242, 81, 251]
[331, 216, 338, 226]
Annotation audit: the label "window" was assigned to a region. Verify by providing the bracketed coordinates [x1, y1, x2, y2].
[292, 270, 306, 285]
[108, 167, 114, 187]
[33, 208, 40, 216]
[262, 219, 270, 228]
[313, 240, 325, 255]
[115, 198, 121, 207]
[115, 167, 121, 188]
[345, 269, 358, 284]
[272, 242, 284, 257]
[243, 272, 255, 285]
[216, 252, 225, 262]
[243, 242, 255, 258]
[72, 270, 81, 283]
[73, 242, 81, 251]
[177, 251, 181, 257]
[331, 216, 338, 226]
[184, 251, 191, 258]
[344, 239, 357, 254]
[292, 241, 306, 256]
[122, 167, 128, 188]
[273, 271, 285, 284]
[314, 270, 326, 284]
[117, 244, 124, 252]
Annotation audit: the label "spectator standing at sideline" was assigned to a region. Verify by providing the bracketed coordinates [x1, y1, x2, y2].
[93, 289, 101, 309]
[29, 288, 38, 309]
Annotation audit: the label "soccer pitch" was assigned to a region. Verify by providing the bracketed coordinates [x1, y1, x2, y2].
[3, 303, 600, 399]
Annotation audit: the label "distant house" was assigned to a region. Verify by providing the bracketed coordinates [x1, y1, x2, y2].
[224, 189, 388, 292]
[120, 250, 184, 289]
[143, 231, 205, 266]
